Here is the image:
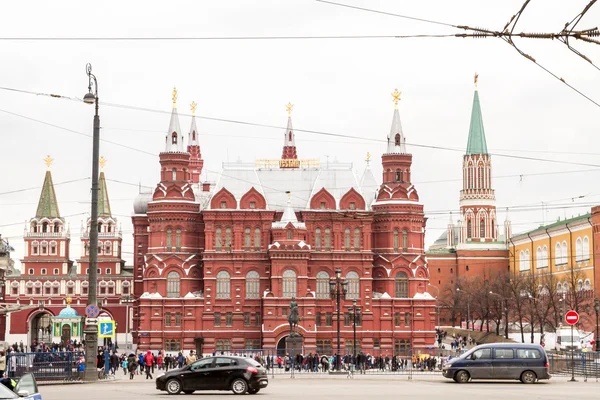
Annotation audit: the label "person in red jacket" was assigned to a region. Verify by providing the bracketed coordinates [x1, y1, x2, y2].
[157, 353, 163, 370]
[144, 350, 155, 379]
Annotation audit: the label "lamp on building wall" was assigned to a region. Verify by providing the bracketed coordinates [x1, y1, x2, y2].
[83, 63, 100, 382]
[329, 268, 347, 371]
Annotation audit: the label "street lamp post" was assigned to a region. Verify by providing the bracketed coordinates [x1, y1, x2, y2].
[457, 288, 470, 330]
[489, 291, 509, 339]
[329, 268, 347, 372]
[348, 299, 361, 371]
[594, 298, 599, 352]
[120, 295, 134, 351]
[83, 63, 100, 382]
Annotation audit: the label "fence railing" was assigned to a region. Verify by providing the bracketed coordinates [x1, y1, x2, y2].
[6, 351, 84, 381]
[548, 351, 600, 380]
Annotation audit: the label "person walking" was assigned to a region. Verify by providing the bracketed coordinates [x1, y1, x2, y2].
[144, 350, 155, 379]
[110, 351, 119, 375]
[127, 353, 137, 380]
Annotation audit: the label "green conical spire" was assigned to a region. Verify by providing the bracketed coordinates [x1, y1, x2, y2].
[36, 170, 61, 219]
[465, 88, 488, 155]
[98, 171, 112, 218]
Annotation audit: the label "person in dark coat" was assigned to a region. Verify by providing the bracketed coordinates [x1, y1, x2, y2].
[127, 353, 137, 380]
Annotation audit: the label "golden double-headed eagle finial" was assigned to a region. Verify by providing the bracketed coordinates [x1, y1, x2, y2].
[366, 152, 371, 161]
[392, 89, 401, 109]
[474, 73, 479, 89]
[66, 296, 72, 305]
[190, 101, 198, 116]
[99, 156, 107, 172]
[44, 155, 53, 170]
[172, 87, 178, 107]
[286, 102, 294, 116]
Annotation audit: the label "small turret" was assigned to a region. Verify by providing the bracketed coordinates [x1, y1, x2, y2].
[187, 101, 204, 183]
[165, 87, 184, 152]
[281, 102, 298, 160]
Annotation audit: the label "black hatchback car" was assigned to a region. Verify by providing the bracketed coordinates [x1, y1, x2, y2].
[156, 356, 268, 395]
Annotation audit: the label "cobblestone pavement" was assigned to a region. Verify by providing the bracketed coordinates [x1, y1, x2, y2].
[38, 373, 600, 400]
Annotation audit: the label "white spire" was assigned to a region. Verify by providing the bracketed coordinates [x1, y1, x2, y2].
[284, 116, 295, 147]
[188, 101, 199, 146]
[272, 192, 306, 229]
[165, 87, 184, 152]
[386, 89, 406, 154]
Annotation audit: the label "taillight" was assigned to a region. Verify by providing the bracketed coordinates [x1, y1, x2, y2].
[246, 366, 259, 374]
[544, 362, 549, 368]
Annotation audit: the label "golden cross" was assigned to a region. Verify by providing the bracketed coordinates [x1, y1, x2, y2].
[172, 87, 178, 106]
[286, 102, 294, 116]
[474, 73, 479, 88]
[99, 156, 107, 171]
[190, 101, 198, 116]
[392, 89, 401, 109]
[44, 155, 53, 169]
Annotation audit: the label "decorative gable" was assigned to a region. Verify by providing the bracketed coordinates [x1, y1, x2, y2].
[239, 187, 267, 209]
[309, 188, 336, 210]
[210, 188, 238, 209]
[339, 188, 366, 210]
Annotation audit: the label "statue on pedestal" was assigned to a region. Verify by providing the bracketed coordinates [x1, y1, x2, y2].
[288, 297, 299, 337]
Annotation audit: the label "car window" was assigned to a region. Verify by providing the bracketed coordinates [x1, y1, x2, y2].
[190, 358, 213, 370]
[494, 349, 514, 359]
[245, 358, 261, 367]
[471, 348, 491, 360]
[0, 381, 18, 399]
[15, 373, 37, 396]
[215, 358, 238, 368]
[517, 349, 541, 359]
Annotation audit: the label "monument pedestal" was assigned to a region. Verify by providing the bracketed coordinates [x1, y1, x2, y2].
[285, 335, 303, 355]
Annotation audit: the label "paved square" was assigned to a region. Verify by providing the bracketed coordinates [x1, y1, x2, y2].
[38, 374, 600, 400]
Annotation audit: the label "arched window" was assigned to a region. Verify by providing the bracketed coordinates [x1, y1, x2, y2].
[287, 229, 293, 240]
[50, 241, 57, 255]
[42, 222, 48, 233]
[216, 271, 231, 299]
[478, 163, 484, 188]
[353, 228, 361, 251]
[583, 236, 590, 261]
[316, 271, 330, 299]
[555, 243, 562, 265]
[171, 168, 177, 181]
[480, 218, 485, 238]
[542, 246, 548, 268]
[393, 229, 399, 252]
[557, 282, 563, 293]
[41, 268, 47, 275]
[562, 241, 568, 265]
[32, 241, 39, 255]
[244, 228, 251, 250]
[525, 249, 530, 270]
[282, 270, 297, 298]
[344, 228, 351, 251]
[536, 247, 542, 269]
[254, 228, 261, 250]
[395, 170, 401, 182]
[584, 279, 591, 291]
[402, 229, 408, 252]
[167, 271, 180, 298]
[40, 241, 48, 255]
[215, 228, 222, 251]
[576, 237, 583, 262]
[192, 131, 196, 141]
[325, 228, 332, 251]
[467, 219, 472, 239]
[245, 271, 260, 299]
[315, 228, 322, 250]
[166, 229, 172, 251]
[175, 229, 181, 251]
[104, 241, 111, 256]
[171, 132, 177, 144]
[346, 271, 360, 300]
[225, 228, 232, 252]
[395, 271, 408, 298]
[519, 250, 528, 271]
[577, 280, 583, 291]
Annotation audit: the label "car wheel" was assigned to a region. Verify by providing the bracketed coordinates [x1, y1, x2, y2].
[183, 391, 195, 395]
[521, 370, 537, 384]
[166, 379, 182, 395]
[455, 370, 470, 383]
[248, 389, 260, 394]
[231, 378, 248, 395]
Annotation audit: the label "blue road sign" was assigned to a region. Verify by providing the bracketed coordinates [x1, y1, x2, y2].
[98, 320, 115, 338]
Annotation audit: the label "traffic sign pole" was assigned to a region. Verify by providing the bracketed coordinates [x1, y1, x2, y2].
[565, 310, 579, 382]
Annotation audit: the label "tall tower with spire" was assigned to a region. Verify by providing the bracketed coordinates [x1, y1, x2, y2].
[79, 157, 124, 280]
[372, 90, 427, 294]
[22, 156, 72, 276]
[281, 102, 298, 161]
[459, 74, 497, 243]
[187, 101, 204, 184]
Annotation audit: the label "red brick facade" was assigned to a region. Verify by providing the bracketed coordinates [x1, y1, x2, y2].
[131, 99, 436, 355]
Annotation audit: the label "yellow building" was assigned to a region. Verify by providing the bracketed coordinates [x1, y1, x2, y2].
[509, 213, 594, 292]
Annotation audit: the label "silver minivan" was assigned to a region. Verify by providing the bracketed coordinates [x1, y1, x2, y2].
[442, 343, 551, 383]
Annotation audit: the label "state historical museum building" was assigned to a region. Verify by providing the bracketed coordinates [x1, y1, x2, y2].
[132, 90, 436, 355]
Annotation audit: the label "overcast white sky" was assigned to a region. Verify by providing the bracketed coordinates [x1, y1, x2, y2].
[1, 0, 599, 268]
